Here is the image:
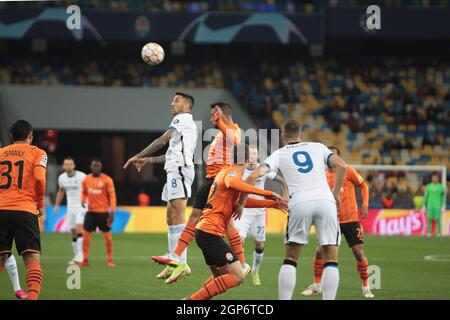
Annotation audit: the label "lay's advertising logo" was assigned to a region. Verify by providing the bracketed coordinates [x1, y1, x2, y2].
[373, 210, 427, 236]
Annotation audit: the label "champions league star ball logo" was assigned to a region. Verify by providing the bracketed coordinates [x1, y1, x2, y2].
[226, 253, 234, 261]
[360, 5, 381, 33]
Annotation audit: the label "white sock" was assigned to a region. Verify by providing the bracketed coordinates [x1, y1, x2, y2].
[252, 248, 264, 274]
[6, 255, 21, 292]
[71, 238, 78, 259]
[168, 224, 186, 264]
[278, 261, 297, 300]
[76, 235, 84, 261]
[322, 263, 339, 300]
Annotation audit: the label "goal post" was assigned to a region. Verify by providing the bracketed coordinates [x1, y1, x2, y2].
[350, 164, 448, 236]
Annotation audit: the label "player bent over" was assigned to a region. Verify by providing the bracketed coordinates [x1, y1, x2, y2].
[186, 144, 287, 300]
[0, 120, 47, 300]
[234, 146, 288, 286]
[248, 120, 346, 300]
[77, 159, 117, 268]
[302, 146, 374, 298]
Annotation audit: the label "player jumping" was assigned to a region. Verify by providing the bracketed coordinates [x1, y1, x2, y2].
[187, 144, 287, 300]
[0, 120, 46, 300]
[135, 102, 249, 284]
[247, 120, 347, 300]
[54, 157, 86, 264]
[234, 146, 288, 286]
[123, 92, 198, 283]
[77, 159, 117, 268]
[301, 146, 374, 298]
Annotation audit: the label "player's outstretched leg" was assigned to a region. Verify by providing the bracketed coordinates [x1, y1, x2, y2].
[152, 207, 202, 266]
[187, 262, 244, 300]
[5, 254, 28, 299]
[302, 244, 323, 296]
[227, 221, 250, 277]
[278, 243, 302, 300]
[22, 252, 43, 300]
[352, 244, 374, 298]
[165, 198, 191, 284]
[321, 245, 340, 300]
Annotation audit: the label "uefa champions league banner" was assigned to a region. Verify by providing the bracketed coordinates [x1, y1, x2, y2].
[0, 7, 323, 44]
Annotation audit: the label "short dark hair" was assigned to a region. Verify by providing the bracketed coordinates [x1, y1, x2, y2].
[91, 158, 102, 165]
[10, 120, 33, 142]
[232, 144, 249, 164]
[175, 92, 194, 108]
[328, 146, 340, 156]
[282, 119, 301, 138]
[63, 156, 75, 162]
[210, 102, 232, 116]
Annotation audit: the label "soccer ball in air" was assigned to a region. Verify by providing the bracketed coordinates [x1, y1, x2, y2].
[141, 42, 165, 66]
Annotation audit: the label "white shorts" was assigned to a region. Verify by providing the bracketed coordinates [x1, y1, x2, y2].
[285, 199, 341, 246]
[67, 207, 86, 229]
[162, 166, 194, 202]
[235, 212, 266, 242]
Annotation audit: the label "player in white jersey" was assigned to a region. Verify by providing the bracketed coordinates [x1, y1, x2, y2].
[123, 92, 198, 283]
[246, 120, 346, 300]
[54, 157, 86, 264]
[234, 146, 287, 286]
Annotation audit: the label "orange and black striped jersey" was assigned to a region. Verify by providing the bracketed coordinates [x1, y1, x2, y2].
[206, 114, 241, 179]
[197, 166, 276, 237]
[326, 166, 369, 223]
[81, 173, 116, 213]
[0, 144, 47, 215]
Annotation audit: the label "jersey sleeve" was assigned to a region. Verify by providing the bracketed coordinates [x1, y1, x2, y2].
[316, 143, 334, 167]
[58, 175, 63, 189]
[33, 149, 48, 169]
[347, 167, 365, 185]
[263, 150, 280, 173]
[169, 114, 184, 133]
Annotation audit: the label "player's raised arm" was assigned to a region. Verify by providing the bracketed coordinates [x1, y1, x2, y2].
[134, 154, 166, 172]
[211, 105, 240, 144]
[328, 153, 347, 209]
[123, 129, 172, 169]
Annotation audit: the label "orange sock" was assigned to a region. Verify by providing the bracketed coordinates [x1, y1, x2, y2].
[313, 257, 324, 284]
[26, 262, 43, 300]
[357, 258, 369, 287]
[189, 274, 239, 300]
[83, 232, 91, 262]
[174, 222, 196, 257]
[227, 227, 245, 265]
[103, 232, 113, 261]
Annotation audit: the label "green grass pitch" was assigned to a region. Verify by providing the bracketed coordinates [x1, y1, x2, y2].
[1, 233, 450, 300]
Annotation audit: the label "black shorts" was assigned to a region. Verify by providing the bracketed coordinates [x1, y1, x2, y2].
[83, 212, 111, 232]
[340, 221, 364, 247]
[192, 178, 215, 210]
[0, 210, 41, 255]
[195, 229, 238, 267]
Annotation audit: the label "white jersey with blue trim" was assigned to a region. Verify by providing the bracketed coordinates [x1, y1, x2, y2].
[58, 170, 86, 209]
[164, 112, 198, 171]
[263, 142, 335, 207]
[242, 165, 277, 216]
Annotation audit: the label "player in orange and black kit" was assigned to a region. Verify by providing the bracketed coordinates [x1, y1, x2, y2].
[302, 146, 374, 298]
[187, 144, 287, 300]
[152, 102, 250, 281]
[77, 159, 117, 268]
[0, 120, 46, 300]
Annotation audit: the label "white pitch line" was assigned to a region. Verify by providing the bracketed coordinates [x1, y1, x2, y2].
[424, 254, 450, 262]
